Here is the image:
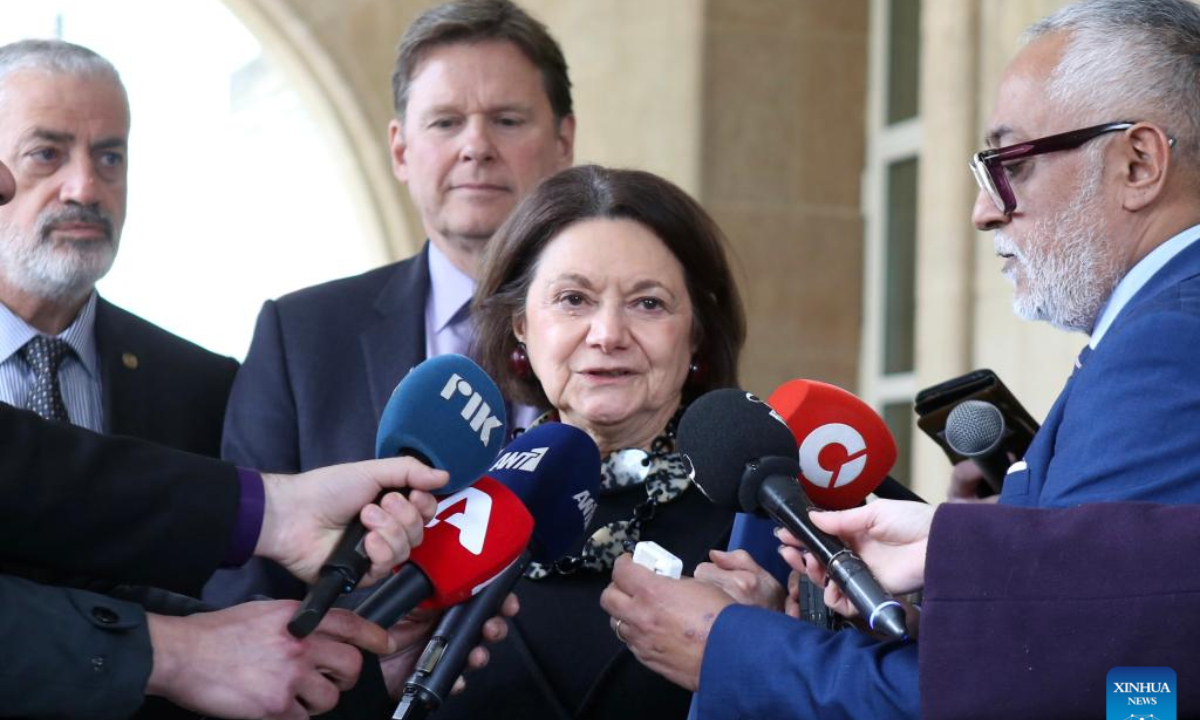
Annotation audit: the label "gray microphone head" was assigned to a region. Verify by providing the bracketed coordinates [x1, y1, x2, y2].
[945, 400, 1005, 457]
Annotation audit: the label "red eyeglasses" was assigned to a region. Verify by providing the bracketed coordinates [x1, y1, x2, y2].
[970, 121, 1138, 216]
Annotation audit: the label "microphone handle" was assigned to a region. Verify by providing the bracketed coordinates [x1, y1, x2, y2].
[394, 551, 532, 720]
[355, 564, 436, 627]
[970, 452, 1010, 495]
[758, 474, 908, 640]
[873, 476, 927, 504]
[289, 448, 431, 638]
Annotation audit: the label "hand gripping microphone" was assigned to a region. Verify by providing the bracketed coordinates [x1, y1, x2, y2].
[394, 422, 603, 720]
[288, 354, 509, 638]
[768, 380, 924, 506]
[945, 399, 1009, 493]
[354, 476, 534, 626]
[678, 389, 909, 640]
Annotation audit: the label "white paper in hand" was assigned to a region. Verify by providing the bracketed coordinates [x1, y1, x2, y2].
[632, 541, 683, 579]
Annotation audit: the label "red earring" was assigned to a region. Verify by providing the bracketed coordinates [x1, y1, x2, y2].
[510, 342, 532, 379]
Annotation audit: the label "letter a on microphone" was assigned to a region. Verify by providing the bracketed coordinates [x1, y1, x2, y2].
[427, 487, 493, 555]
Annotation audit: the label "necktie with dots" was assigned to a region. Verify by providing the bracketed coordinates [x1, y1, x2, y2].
[20, 335, 73, 423]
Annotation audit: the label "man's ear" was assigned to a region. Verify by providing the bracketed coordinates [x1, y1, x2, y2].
[555, 114, 576, 171]
[389, 118, 409, 183]
[1119, 123, 1173, 212]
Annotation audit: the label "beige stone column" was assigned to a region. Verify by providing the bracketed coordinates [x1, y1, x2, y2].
[700, 1, 869, 396]
[909, 0, 980, 499]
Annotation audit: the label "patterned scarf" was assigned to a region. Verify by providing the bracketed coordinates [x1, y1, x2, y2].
[526, 406, 693, 579]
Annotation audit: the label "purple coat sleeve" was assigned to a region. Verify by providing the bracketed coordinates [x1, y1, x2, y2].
[920, 502, 1200, 719]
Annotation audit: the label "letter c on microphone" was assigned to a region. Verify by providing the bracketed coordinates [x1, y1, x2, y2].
[798, 423, 868, 489]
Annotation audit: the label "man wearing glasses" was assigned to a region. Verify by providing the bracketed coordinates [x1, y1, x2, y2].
[602, 1, 1200, 719]
[965, 0, 1200, 510]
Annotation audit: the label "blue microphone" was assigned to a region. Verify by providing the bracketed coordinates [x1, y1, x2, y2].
[488, 422, 601, 562]
[376, 354, 509, 493]
[393, 422, 601, 719]
[289, 354, 508, 637]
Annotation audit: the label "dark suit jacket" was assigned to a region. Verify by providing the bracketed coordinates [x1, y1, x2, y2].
[1002, 239, 1200, 507]
[0, 403, 241, 588]
[2, 299, 238, 719]
[0, 405, 241, 719]
[95, 297, 239, 461]
[10, 297, 237, 599]
[205, 250, 430, 606]
[921, 502, 1200, 720]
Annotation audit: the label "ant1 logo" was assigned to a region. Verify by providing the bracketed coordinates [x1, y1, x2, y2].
[491, 447, 548, 472]
[440, 373, 504, 446]
[573, 489, 597, 528]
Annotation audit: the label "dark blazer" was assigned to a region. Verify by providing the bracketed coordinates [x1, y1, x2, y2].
[1, 299, 238, 720]
[7, 297, 237, 597]
[1002, 239, 1200, 507]
[205, 250, 430, 606]
[0, 403, 241, 587]
[220, 249, 429, 473]
[0, 405, 241, 719]
[920, 502, 1200, 720]
[94, 297, 239, 460]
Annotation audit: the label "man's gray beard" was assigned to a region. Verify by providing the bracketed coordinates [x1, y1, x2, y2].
[997, 163, 1124, 334]
[0, 214, 118, 303]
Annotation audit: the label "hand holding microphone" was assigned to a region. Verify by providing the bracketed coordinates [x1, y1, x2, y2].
[777, 499, 936, 618]
[391, 422, 602, 719]
[289, 354, 509, 638]
[677, 388, 909, 640]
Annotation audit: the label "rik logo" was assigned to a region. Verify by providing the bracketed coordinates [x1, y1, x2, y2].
[799, 423, 868, 488]
[441, 373, 504, 446]
[427, 486, 494, 555]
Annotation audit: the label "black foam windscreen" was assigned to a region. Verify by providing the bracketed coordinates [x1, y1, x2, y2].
[677, 388, 799, 510]
[946, 399, 1005, 457]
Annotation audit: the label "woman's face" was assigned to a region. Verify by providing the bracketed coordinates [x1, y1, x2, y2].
[516, 218, 695, 449]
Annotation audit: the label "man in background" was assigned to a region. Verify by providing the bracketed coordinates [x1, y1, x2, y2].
[207, 0, 575, 604]
[0, 39, 237, 467]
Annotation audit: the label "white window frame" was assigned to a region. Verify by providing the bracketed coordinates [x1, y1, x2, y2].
[860, 0, 922, 453]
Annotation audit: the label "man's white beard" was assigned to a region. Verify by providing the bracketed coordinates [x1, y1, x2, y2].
[0, 209, 118, 303]
[994, 164, 1123, 334]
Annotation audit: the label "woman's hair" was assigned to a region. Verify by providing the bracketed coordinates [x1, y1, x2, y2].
[472, 164, 746, 409]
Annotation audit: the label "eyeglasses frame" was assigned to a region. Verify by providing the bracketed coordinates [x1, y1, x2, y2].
[969, 121, 1161, 216]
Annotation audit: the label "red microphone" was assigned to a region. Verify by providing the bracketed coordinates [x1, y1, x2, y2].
[356, 476, 533, 626]
[767, 380, 898, 510]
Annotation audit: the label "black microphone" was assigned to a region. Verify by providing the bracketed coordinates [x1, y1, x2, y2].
[874, 476, 927, 504]
[945, 399, 1009, 494]
[394, 554, 530, 720]
[678, 389, 909, 640]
